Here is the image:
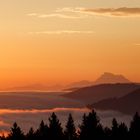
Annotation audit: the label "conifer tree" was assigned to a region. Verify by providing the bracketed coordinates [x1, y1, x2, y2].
[49, 112, 64, 140]
[26, 127, 35, 140]
[111, 118, 119, 140]
[129, 112, 140, 139]
[64, 114, 77, 140]
[79, 113, 88, 140]
[79, 110, 103, 140]
[35, 120, 49, 140]
[0, 134, 6, 140]
[118, 123, 128, 139]
[8, 122, 24, 140]
[104, 127, 112, 140]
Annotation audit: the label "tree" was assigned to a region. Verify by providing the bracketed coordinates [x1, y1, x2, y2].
[111, 118, 119, 140]
[64, 114, 77, 140]
[26, 127, 35, 140]
[35, 120, 49, 140]
[8, 122, 24, 140]
[3, 110, 140, 140]
[79, 110, 104, 140]
[78, 113, 88, 140]
[49, 112, 64, 140]
[0, 134, 6, 140]
[129, 112, 140, 139]
[104, 127, 112, 140]
[118, 123, 128, 139]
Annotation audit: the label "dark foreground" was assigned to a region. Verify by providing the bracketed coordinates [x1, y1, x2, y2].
[0, 110, 140, 140]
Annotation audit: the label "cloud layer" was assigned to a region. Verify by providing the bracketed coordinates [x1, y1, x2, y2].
[82, 7, 140, 17]
[135, 44, 140, 46]
[29, 30, 94, 35]
[0, 108, 131, 135]
[28, 7, 140, 19]
[27, 8, 86, 19]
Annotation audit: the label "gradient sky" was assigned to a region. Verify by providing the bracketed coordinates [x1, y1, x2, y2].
[0, 0, 140, 88]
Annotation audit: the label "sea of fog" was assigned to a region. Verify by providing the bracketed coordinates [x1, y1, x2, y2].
[0, 92, 132, 134]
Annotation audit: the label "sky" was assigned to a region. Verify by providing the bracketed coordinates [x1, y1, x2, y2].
[0, 0, 140, 89]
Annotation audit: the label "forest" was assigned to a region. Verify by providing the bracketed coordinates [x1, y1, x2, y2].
[0, 110, 140, 140]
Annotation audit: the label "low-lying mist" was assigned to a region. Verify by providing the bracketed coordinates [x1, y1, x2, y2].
[0, 92, 132, 134]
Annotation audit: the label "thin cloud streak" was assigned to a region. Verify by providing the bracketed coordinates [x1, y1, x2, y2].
[38, 14, 85, 19]
[135, 44, 140, 46]
[27, 7, 140, 19]
[81, 7, 140, 17]
[27, 12, 86, 19]
[0, 108, 89, 115]
[55, 7, 83, 13]
[27, 13, 38, 16]
[29, 30, 94, 35]
[55, 7, 140, 17]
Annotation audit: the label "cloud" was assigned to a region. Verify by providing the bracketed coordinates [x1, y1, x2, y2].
[0, 108, 89, 115]
[27, 7, 140, 19]
[38, 13, 85, 19]
[27, 9, 87, 19]
[80, 7, 140, 17]
[27, 13, 38, 16]
[0, 108, 90, 133]
[0, 108, 131, 135]
[29, 30, 94, 35]
[55, 7, 82, 13]
[134, 44, 140, 46]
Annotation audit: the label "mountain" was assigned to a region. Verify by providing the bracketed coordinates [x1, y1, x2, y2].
[64, 72, 131, 91]
[90, 88, 140, 114]
[5, 73, 131, 92]
[63, 83, 140, 104]
[94, 72, 131, 85]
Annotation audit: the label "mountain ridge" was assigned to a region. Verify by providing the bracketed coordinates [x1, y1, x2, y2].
[63, 83, 140, 104]
[90, 88, 140, 114]
[64, 72, 132, 91]
[94, 72, 130, 85]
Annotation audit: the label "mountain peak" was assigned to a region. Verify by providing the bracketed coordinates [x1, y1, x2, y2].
[94, 72, 131, 84]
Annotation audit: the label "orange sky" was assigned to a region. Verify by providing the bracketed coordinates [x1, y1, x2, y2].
[0, 0, 140, 89]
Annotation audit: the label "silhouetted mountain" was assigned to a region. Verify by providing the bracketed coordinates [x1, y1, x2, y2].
[64, 72, 131, 91]
[5, 73, 132, 92]
[63, 83, 140, 104]
[94, 72, 131, 85]
[90, 88, 140, 114]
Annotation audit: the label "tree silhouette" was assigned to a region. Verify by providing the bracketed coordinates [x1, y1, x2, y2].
[111, 118, 119, 140]
[1, 111, 140, 140]
[79, 110, 104, 140]
[0, 134, 6, 140]
[49, 112, 64, 140]
[129, 112, 140, 139]
[35, 120, 49, 140]
[26, 127, 35, 140]
[104, 127, 112, 140]
[8, 122, 24, 140]
[64, 114, 77, 140]
[118, 123, 128, 139]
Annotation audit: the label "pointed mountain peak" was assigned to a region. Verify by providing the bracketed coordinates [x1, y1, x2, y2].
[94, 72, 131, 84]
